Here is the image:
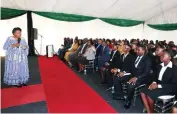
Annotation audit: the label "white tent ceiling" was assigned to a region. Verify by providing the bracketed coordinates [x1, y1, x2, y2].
[1, 0, 177, 23]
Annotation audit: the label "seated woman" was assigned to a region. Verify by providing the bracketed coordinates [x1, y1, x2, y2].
[140, 50, 177, 113]
[68, 39, 83, 67]
[106, 39, 113, 51]
[77, 39, 96, 72]
[64, 39, 79, 62]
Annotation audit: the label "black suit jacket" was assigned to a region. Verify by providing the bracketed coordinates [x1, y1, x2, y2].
[109, 51, 121, 68]
[152, 64, 177, 92]
[151, 55, 161, 72]
[95, 44, 102, 57]
[79, 43, 88, 55]
[132, 55, 152, 83]
[120, 53, 136, 73]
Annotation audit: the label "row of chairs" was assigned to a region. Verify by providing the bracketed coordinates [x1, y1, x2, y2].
[83, 60, 146, 106]
[82, 59, 176, 113]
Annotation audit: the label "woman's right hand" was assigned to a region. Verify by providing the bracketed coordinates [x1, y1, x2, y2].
[12, 43, 20, 48]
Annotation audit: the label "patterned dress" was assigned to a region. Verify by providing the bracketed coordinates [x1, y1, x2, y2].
[3, 36, 29, 85]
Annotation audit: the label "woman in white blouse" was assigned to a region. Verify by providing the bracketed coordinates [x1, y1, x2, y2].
[77, 39, 96, 72]
[140, 50, 177, 113]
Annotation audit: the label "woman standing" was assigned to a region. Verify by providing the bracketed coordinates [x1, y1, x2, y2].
[3, 27, 29, 87]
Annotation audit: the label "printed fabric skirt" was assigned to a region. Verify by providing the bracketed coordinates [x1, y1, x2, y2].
[142, 87, 175, 101]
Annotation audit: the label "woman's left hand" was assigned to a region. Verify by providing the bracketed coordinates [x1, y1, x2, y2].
[22, 45, 27, 49]
[148, 83, 158, 90]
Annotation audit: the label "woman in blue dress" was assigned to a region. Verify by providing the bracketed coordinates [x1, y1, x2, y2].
[3, 27, 29, 87]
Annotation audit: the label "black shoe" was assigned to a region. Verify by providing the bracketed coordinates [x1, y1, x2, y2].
[15, 85, 22, 88]
[100, 81, 107, 85]
[124, 100, 131, 109]
[23, 83, 28, 86]
[112, 95, 124, 100]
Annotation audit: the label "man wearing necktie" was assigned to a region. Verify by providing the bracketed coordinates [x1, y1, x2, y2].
[100, 45, 121, 85]
[112, 44, 136, 100]
[124, 44, 151, 109]
[95, 39, 103, 69]
[98, 41, 110, 69]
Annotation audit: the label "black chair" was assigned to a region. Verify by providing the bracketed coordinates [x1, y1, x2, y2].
[83, 60, 95, 74]
[121, 83, 146, 106]
[154, 95, 176, 113]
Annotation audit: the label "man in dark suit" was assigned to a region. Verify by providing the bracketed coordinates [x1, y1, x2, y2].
[124, 44, 151, 109]
[95, 39, 103, 57]
[112, 44, 135, 100]
[98, 41, 110, 69]
[101, 45, 121, 85]
[95, 39, 102, 70]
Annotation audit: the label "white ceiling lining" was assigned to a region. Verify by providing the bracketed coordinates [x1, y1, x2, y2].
[1, 0, 177, 24]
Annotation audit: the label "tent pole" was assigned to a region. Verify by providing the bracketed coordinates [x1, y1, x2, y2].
[27, 11, 36, 56]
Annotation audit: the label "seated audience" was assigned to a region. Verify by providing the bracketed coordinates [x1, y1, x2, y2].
[100, 45, 121, 85]
[59, 37, 177, 112]
[141, 50, 177, 113]
[64, 38, 79, 62]
[76, 39, 96, 72]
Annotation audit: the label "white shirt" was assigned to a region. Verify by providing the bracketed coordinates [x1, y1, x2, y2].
[153, 61, 173, 88]
[135, 56, 143, 68]
[110, 50, 117, 62]
[123, 53, 129, 61]
[83, 46, 96, 60]
[158, 61, 172, 81]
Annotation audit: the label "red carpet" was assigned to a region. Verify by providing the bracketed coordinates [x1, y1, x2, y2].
[38, 56, 116, 113]
[1, 84, 45, 109]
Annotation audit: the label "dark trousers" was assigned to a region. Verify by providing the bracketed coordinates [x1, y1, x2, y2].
[70, 54, 79, 70]
[114, 75, 144, 101]
[114, 75, 131, 97]
[105, 68, 113, 87]
[126, 81, 142, 101]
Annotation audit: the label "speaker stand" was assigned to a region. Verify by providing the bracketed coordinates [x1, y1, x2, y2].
[29, 43, 40, 56]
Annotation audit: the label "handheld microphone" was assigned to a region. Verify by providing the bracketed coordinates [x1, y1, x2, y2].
[17, 38, 21, 48]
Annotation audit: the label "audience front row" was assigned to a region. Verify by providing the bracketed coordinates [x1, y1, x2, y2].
[58, 37, 177, 113]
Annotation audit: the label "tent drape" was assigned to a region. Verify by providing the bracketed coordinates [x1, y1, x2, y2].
[1, 7, 177, 31]
[33, 11, 96, 22]
[1, 7, 27, 20]
[100, 18, 144, 27]
[148, 23, 177, 31]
